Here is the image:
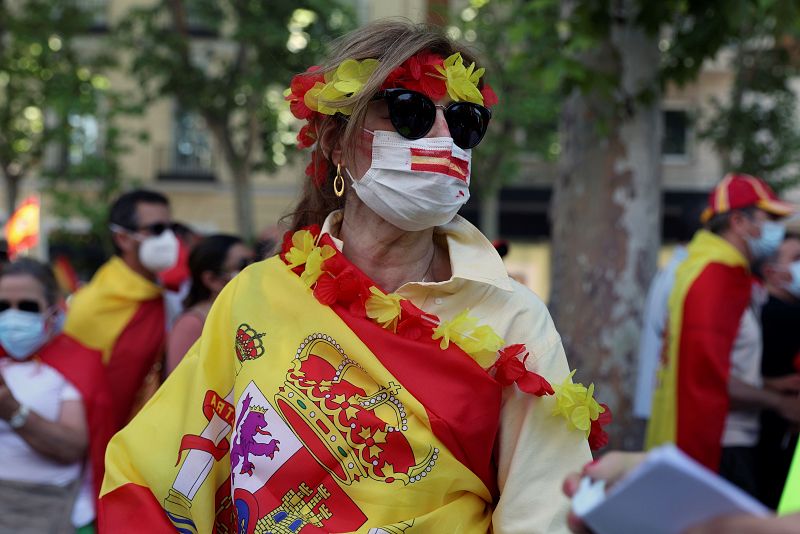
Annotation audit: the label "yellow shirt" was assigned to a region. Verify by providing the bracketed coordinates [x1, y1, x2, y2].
[323, 211, 592, 534]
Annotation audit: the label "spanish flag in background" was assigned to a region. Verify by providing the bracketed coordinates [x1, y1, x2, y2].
[64, 256, 165, 430]
[646, 230, 753, 471]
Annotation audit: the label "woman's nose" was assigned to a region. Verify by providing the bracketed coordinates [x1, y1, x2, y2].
[427, 107, 451, 138]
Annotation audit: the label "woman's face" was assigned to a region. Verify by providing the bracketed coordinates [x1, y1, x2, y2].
[0, 274, 50, 318]
[222, 243, 255, 277]
[345, 96, 454, 182]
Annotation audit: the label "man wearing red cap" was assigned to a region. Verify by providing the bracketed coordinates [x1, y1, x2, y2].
[646, 173, 800, 496]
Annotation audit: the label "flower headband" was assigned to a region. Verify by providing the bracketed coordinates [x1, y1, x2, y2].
[285, 51, 498, 185]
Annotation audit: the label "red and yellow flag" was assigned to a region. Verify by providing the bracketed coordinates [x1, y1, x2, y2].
[646, 230, 752, 471]
[65, 257, 165, 429]
[100, 255, 501, 533]
[5, 195, 39, 258]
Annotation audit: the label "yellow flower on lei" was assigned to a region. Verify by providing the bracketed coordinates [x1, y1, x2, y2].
[304, 59, 379, 116]
[285, 229, 318, 269]
[435, 53, 485, 105]
[300, 245, 335, 288]
[456, 324, 505, 368]
[432, 309, 478, 350]
[365, 286, 403, 332]
[552, 370, 605, 436]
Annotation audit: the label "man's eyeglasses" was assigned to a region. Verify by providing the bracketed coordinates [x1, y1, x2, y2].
[375, 88, 492, 149]
[135, 222, 179, 236]
[111, 222, 178, 236]
[0, 299, 42, 313]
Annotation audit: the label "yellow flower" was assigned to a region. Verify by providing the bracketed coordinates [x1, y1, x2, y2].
[365, 286, 403, 332]
[456, 324, 505, 368]
[552, 370, 604, 436]
[285, 229, 318, 268]
[303, 59, 378, 116]
[300, 245, 335, 287]
[331, 58, 379, 94]
[432, 309, 477, 350]
[435, 53, 485, 105]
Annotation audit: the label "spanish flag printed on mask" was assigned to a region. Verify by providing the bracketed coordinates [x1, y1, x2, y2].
[100, 255, 501, 533]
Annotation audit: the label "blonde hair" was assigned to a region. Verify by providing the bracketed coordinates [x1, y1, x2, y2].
[286, 20, 481, 231]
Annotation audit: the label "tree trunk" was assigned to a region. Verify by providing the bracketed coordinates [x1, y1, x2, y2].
[549, 11, 662, 450]
[478, 187, 501, 241]
[231, 166, 255, 242]
[4, 171, 19, 217]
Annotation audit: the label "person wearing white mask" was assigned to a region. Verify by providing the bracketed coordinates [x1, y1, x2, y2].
[0, 258, 112, 533]
[99, 22, 600, 533]
[65, 190, 178, 432]
[647, 173, 800, 497]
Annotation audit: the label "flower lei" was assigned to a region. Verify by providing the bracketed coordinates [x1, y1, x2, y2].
[285, 51, 500, 187]
[281, 226, 612, 449]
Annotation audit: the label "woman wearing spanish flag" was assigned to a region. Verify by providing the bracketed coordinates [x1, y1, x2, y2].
[100, 21, 608, 534]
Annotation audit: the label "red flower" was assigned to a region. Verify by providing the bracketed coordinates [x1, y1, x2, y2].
[381, 52, 446, 101]
[588, 403, 612, 451]
[297, 122, 317, 149]
[492, 344, 554, 397]
[305, 150, 331, 187]
[286, 66, 324, 120]
[396, 301, 437, 340]
[313, 267, 364, 307]
[481, 83, 499, 108]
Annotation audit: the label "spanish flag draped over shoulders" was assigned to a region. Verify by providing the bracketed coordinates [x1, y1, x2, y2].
[646, 230, 753, 471]
[65, 256, 165, 429]
[100, 253, 503, 533]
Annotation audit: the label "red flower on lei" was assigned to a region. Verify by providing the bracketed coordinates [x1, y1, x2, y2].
[588, 403, 612, 450]
[481, 83, 499, 108]
[383, 51, 447, 101]
[491, 344, 555, 397]
[286, 66, 325, 120]
[305, 150, 331, 187]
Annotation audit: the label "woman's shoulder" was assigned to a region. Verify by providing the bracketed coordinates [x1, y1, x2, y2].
[488, 278, 563, 360]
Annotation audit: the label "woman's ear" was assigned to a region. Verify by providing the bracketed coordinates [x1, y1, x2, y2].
[318, 120, 343, 167]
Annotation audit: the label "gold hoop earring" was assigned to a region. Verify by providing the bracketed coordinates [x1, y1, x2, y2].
[334, 163, 345, 198]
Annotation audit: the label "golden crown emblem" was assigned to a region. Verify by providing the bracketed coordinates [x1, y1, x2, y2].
[249, 405, 268, 414]
[274, 333, 437, 486]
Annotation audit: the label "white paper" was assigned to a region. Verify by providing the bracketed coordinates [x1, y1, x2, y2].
[572, 445, 770, 534]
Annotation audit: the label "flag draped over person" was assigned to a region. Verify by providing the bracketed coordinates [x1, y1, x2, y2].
[646, 230, 753, 470]
[100, 225, 608, 533]
[64, 256, 165, 429]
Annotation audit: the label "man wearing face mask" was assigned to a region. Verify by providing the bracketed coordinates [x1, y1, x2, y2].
[647, 173, 800, 496]
[754, 232, 800, 507]
[65, 189, 178, 431]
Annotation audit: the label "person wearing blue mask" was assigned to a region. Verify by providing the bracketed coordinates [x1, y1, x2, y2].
[0, 259, 112, 533]
[647, 173, 800, 497]
[755, 234, 800, 508]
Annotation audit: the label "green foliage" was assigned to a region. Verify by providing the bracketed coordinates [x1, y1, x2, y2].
[116, 0, 354, 176]
[701, 40, 800, 192]
[457, 0, 800, 194]
[454, 0, 564, 194]
[0, 0, 116, 217]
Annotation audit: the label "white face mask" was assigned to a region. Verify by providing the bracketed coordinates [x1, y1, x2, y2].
[348, 130, 471, 232]
[138, 229, 180, 273]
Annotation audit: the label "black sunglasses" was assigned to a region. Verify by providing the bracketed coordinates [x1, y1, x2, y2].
[375, 88, 492, 149]
[135, 222, 178, 236]
[0, 299, 41, 313]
